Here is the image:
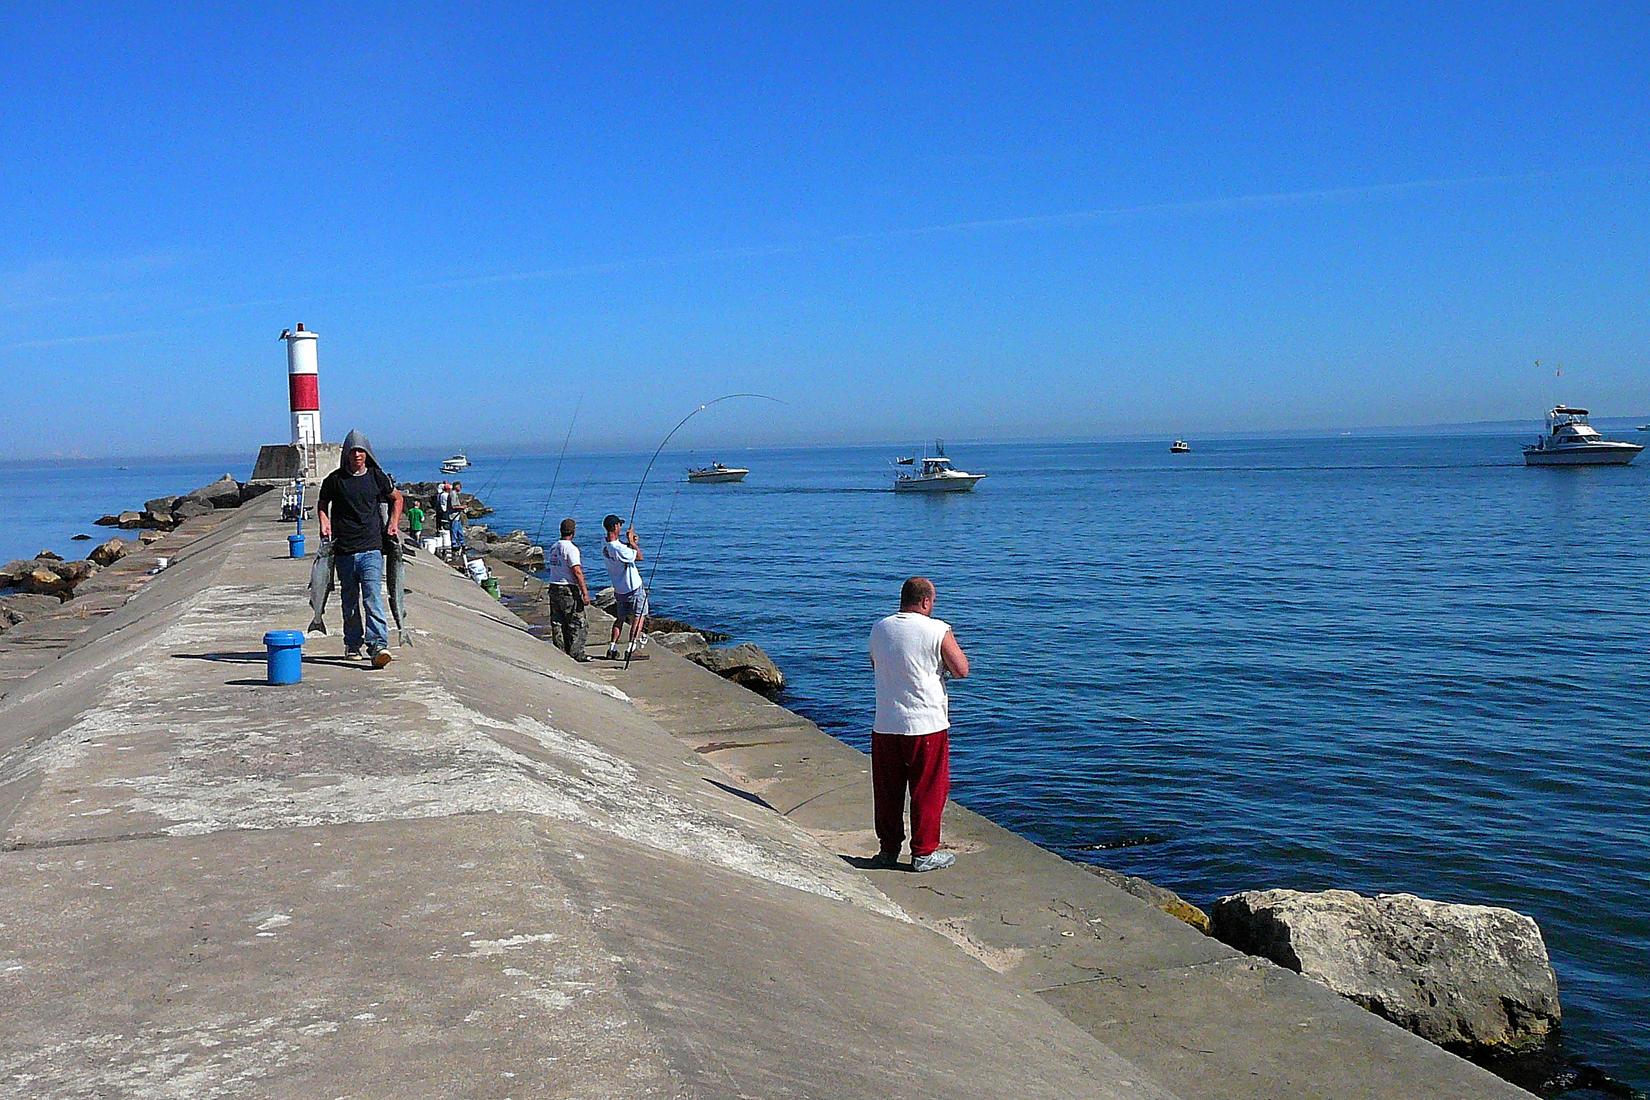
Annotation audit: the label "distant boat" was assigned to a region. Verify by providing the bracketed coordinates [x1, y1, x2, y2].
[1171, 440, 1190, 454]
[440, 451, 471, 474]
[1638, 425, 1649, 432]
[687, 462, 749, 484]
[893, 441, 985, 493]
[1523, 406, 1642, 466]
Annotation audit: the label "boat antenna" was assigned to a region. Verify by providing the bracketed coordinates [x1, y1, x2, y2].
[626, 392, 782, 530]
[532, 396, 582, 547]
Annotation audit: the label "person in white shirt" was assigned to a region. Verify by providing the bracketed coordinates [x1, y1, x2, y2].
[867, 576, 970, 871]
[601, 513, 647, 660]
[545, 517, 592, 661]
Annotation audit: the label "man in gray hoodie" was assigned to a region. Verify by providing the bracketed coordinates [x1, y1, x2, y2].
[317, 430, 403, 668]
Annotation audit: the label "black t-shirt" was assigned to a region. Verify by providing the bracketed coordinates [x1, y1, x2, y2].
[318, 467, 394, 554]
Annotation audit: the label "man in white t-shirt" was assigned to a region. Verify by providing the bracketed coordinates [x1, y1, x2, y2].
[600, 513, 647, 660]
[868, 576, 970, 871]
[545, 517, 592, 661]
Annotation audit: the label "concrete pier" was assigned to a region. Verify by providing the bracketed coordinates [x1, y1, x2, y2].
[1, 495, 1532, 1097]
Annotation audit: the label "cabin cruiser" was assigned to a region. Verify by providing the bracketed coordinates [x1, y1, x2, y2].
[1171, 440, 1190, 453]
[1522, 406, 1642, 466]
[687, 462, 749, 484]
[440, 452, 471, 473]
[893, 442, 986, 493]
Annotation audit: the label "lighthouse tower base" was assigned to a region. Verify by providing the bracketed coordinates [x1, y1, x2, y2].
[249, 442, 342, 485]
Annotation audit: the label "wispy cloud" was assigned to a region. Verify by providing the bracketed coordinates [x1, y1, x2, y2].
[8, 327, 170, 351]
[839, 171, 1543, 240]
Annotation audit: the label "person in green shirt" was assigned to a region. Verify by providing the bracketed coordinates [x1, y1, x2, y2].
[406, 501, 425, 540]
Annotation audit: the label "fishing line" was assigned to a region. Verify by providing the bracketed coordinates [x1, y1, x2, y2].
[626, 393, 783, 530]
[532, 396, 582, 546]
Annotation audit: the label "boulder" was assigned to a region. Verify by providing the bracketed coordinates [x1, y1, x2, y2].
[1210, 889, 1559, 1055]
[143, 495, 181, 514]
[36, 549, 62, 561]
[1, 559, 35, 584]
[687, 642, 785, 696]
[0, 592, 63, 627]
[71, 533, 92, 541]
[171, 498, 215, 521]
[652, 631, 709, 658]
[184, 474, 242, 509]
[89, 537, 130, 567]
[138, 530, 166, 544]
[486, 538, 544, 570]
[1081, 865, 1211, 934]
[140, 509, 178, 530]
[19, 566, 71, 598]
[94, 514, 121, 527]
[115, 510, 145, 529]
[593, 587, 617, 612]
[238, 481, 275, 504]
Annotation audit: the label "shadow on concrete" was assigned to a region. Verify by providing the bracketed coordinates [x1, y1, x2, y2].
[840, 854, 909, 872]
[703, 778, 775, 811]
[171, 651, 266, 664]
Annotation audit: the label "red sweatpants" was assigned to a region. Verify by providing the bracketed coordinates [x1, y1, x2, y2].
[871, 730, 950, 858]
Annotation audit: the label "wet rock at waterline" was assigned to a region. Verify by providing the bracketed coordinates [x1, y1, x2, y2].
[1210, 888, 1560, 1055]
[688, 642, 785, 696]
[1081, 865, 1211, 934]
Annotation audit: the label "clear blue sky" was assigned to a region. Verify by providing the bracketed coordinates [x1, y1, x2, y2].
[3, 3, 1646, 458]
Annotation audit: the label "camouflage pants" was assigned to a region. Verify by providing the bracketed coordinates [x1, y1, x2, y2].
[545, 584, 587, 658]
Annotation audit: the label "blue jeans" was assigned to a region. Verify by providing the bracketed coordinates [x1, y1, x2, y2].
[336, 550, 388, 651]
[449, 516, 467, 549]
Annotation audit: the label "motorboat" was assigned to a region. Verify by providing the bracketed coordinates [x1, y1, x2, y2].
[1522, 406, 1642, 466]
[893, 442, 985, 493]
[440, 452, 471, 473]
[1171, 440, 1191, 453]
[687, 462, 749, 484]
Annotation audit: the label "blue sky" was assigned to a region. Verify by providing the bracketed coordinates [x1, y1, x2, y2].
[3, 3, 1646, 458]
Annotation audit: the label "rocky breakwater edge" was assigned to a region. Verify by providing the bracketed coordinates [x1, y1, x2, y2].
[1, 474, 271, 636]
[410, 490, 1608, 1098]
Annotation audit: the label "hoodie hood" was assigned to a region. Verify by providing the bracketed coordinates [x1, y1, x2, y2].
[339, 429, 383, 472]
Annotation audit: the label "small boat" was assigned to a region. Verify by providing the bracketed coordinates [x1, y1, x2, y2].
[687, 462, 749, 484]
[1171, 440, 1190, 453]
[893, 442, 985, 493]
[1522, 406, 1642, 466]
[440, 452, 471, 473]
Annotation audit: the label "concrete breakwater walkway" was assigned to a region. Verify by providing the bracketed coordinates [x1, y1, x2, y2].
[0, 494, 1529, 1098]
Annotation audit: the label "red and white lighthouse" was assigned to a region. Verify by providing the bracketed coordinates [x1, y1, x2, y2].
[281, 323, 322, 447]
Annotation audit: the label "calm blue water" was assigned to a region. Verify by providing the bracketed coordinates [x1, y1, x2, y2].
[7, 433, 1648, 1094]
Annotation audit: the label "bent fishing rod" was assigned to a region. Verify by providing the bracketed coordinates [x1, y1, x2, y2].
[625, 478, 683, 670]
[625, 393, 783, 531]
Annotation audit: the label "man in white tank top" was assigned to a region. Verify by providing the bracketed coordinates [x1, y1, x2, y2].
[867, 576, 970, 871]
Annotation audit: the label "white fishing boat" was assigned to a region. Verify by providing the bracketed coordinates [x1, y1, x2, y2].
[893, 442, 985, 493]
[440, 451, 471, 473]
[1522, 406, 1642, 466]
[1171, 439, 1190, 453]
[687, 462, 749, 484]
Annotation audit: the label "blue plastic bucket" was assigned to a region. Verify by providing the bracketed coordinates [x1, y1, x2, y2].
[288, 533, 306, 558]
[264, 630, 305, 685]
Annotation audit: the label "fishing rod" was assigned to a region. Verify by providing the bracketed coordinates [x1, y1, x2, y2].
[625, 478, 683, 669]
[532, 397, 582, 547]
[626, 393, 783, 531]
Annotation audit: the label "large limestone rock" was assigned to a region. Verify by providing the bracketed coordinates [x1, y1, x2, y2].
[1082, 865, 1211, 934]
[688, 642, 785, 696]
[19, 566, 70, 598]
[484, 534, 544, 570]
[115, 510, 145, 529]
[89, 537, 129, 567]
[171, 498, 215, 521]
[652, 631, 710, 658]
[93, 514, 121, 527]
[1210, 888, 1560, 1055]
[143, 495, 180, 514]
[184, 474, 243, 509]
[139, 509, 178, 530]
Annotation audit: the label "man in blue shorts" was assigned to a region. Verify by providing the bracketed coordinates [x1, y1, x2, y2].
[601, 513, 646, 660]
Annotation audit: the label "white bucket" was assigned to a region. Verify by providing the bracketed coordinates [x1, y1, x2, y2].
[465, 557, 490, 583]
[420, 538, 438, 553]
[155, 556, 170, 570]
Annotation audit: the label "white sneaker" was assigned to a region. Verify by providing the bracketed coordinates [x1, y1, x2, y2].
[911, 851, 956, 872]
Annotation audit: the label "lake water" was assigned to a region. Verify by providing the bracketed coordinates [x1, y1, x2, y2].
[7, 432, 1647, 1096]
